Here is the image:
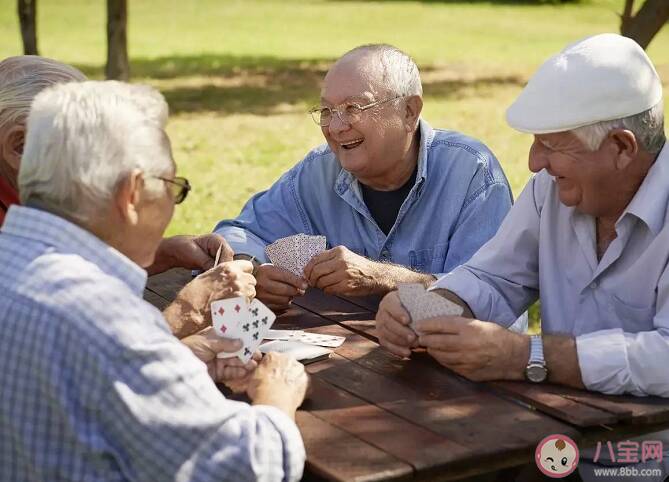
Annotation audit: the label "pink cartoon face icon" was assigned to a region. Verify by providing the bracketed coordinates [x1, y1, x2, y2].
[535, 434, 579, 478]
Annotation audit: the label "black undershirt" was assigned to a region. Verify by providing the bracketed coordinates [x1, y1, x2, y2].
[360, 166, 418, 235]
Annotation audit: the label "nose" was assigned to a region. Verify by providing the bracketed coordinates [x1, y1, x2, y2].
[528, 139, 549, 173]
[327, 111, 350, 136]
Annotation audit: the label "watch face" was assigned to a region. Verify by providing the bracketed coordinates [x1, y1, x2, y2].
[526, 364, 548, 383]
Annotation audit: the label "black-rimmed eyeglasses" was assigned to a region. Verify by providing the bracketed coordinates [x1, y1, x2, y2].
[156, 176, 191, 204]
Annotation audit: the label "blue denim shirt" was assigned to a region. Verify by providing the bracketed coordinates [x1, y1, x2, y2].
[215, 119, 513, 276]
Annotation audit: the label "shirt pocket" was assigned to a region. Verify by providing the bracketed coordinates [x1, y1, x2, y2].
[409, 242, 449, 273]
[605, 291, 655, 332]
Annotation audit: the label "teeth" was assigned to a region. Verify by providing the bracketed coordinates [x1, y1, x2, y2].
[341, 138, 363, 146]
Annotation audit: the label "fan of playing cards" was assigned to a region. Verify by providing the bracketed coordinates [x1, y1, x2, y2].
[265, 234, 326, 277]
[211, 297, 345, 363]
[397, 283, 464, 333]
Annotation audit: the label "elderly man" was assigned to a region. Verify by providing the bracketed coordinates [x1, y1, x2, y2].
[0, 81, 308, 481]
[215, 44, 513, 310]
[377, 33, 667, 480]
[0, 55, 234, 280]
[0, 55, 245, 343]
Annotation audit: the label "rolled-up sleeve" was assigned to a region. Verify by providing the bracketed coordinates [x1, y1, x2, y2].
[214, 166, 312, 262]
[432, 176, 542, 327]
[576, 265, 669, 397]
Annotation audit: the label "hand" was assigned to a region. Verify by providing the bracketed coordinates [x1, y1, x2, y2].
[304, 246, 381, 296]
[255, 264, 307, 311]
[165, 260, 256, 338]
[148, 234, 234, 275]
[416, 317, 529, 382]
[376, 291, 417, 358]
[246, 352, 309, 419]
[181, 327, 260, 386]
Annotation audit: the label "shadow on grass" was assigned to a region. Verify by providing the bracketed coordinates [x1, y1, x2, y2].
[73, 53, 525, 115]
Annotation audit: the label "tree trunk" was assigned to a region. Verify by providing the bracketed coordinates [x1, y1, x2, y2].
[621, 0, 669, 50]
[105, 0, 129, 81]
[17, 0, 38, 55]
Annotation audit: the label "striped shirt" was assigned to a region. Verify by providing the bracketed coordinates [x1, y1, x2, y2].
[0, 205, 305, 482]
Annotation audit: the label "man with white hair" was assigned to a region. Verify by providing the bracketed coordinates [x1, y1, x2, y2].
[0, 80, 308, 481]
[0, 55, 236, 284]
[376, 33, 667, 480]
[215, 44, 514, 311]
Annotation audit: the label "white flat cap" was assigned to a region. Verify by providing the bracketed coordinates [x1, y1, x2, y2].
[506, 33, 663, 134]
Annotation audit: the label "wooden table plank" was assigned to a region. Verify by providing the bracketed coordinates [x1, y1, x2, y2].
[297, 411, 413, 482]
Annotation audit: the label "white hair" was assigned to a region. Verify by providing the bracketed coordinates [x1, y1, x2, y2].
[571, 101, 666, 154]
[0, 55, 86, 133]
[19, 81, 173, 224]
[342, 44, 423, 97]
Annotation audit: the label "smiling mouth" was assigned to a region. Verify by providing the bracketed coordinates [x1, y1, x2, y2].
[341, 138, 364, 150]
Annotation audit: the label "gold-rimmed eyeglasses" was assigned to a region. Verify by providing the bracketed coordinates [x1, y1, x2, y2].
[155, 176, 191, 204]
[309, 96, 404, 127]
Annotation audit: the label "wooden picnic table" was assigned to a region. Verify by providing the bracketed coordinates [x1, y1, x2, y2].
[145, 268, 669, 482]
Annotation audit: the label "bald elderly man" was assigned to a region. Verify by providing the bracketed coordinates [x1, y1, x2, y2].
[215, 44, 514, 311]
[0, 55, 234, 278]
[377, 33, 668, 481]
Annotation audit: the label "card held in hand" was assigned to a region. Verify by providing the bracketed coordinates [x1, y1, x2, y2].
[397, 283, 463, 334]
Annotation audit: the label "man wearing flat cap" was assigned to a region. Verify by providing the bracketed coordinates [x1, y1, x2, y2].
[377, 32, 668, 479]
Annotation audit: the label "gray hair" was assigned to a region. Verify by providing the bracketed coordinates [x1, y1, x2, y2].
[19, 81, 173, 225]
[572, 101, 666, 154]
[341, 44, 422, 97]
[0, 55, 86, 133]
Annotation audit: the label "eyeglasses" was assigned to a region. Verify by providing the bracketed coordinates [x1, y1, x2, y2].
[155, 176, 191, 204]
[309, 96, 404, 127]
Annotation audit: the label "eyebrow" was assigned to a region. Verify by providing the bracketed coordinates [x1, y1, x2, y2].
[320, 95, 373, 105]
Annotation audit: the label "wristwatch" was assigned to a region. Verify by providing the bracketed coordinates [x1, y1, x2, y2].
[525, 335, 548, 383]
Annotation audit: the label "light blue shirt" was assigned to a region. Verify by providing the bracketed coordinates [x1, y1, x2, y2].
[215, 119, 513, 277]
[0, 205, 305, 482]
[434, 143, 669, 398]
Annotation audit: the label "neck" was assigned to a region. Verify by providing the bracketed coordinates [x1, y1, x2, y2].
[0, 160, 18, 193]
[361, 129, 420, 191]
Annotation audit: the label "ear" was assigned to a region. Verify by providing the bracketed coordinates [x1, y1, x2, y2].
[114, 169, 144, 226]
[1, 124, 26, 173]
[605, 129, 638, 170]
[403, 95, 423, 132]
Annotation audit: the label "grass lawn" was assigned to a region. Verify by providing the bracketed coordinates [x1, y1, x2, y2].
[0, 0, 667, 327]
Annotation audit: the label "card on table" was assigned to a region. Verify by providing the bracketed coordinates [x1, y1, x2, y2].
[397, 283, 464, 333]
[259, 339, 332, 364]
[264, 329, 305, 340]
[295, 332, 346, 348]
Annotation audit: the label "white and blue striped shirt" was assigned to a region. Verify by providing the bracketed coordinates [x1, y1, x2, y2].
[0, 205, 305, 482]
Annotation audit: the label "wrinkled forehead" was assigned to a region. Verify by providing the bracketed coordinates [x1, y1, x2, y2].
[321, 54, 391, 104]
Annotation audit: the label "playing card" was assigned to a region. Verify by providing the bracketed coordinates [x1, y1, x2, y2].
[259, 340, 332, 364]
[264, 329, 305, 340]
[224, 298, 277, 363]
[211, 297, 248, 339]
[397, 283, 463, 333]
[295, 332, 346, 348]
[265, 234, 327, 277]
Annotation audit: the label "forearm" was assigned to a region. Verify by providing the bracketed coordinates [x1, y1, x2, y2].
[162, 292, 208, 338]
[372, 262, 437, 294]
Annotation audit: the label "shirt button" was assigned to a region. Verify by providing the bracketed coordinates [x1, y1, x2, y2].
[381, 250, 390, 259]
[590, 281, 598, 289]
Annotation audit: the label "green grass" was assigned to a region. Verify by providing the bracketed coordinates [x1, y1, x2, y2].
[1, 0, 668, 328]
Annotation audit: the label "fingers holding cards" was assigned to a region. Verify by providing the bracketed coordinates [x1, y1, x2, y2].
[397, 283, 464, 334]
[265, 234, 327, 278]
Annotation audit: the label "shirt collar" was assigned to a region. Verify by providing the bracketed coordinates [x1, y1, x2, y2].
[621, 142, 669, 235]
[335, 118, 434, 195]
[1, 205, 147, 295]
